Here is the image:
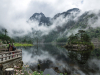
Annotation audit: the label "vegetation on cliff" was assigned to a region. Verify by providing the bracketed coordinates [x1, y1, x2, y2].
[66, 30, 94, 49]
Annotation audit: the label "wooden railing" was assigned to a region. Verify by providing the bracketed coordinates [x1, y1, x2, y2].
[0, 50, 22, 62]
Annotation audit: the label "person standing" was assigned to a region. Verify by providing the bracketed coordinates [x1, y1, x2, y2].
[8, 43, 11, 51]
[12, 43, 16, 57]
[8, 43, 12, 55]
[9, 44, 12, 51]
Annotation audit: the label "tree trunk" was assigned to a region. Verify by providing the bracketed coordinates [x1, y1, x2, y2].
[5, 68, 14, 75]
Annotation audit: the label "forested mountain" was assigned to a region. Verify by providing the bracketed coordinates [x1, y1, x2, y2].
[40, 8, 100, 43]
[3, 8, 100, 43]
[27, 8, 81, 42]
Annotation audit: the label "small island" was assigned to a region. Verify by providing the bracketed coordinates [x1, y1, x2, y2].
[65, 30, 94, 50]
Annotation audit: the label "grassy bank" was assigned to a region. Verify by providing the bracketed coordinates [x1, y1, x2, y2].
[14, 43, 33, 47]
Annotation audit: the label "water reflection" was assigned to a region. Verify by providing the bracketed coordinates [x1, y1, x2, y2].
[67, 49, 91, 64]
[17, 44, 100, 75]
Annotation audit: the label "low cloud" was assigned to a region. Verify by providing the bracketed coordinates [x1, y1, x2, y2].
[0, 0, 100, 38]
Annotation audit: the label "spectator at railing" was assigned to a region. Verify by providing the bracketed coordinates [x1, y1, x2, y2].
[12, 43, 16, 57]
[8, 43, 11, 51]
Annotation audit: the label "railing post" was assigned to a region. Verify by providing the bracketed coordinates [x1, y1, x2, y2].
[21, 49, 22, 57]
[5, 54, 7, 60]
[1, 54, 3, 61]
[9, 53, 10, 59]
[12, 52, 13, 58]
[12, 54, 13, 58]
[17, 54, 18, 57]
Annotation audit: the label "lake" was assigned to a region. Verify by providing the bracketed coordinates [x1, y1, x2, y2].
[17, 44, 100, 75]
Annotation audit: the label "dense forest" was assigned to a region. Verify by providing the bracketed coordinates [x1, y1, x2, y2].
[0, 29, 14, 44]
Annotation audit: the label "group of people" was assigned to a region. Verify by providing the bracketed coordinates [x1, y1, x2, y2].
[8, 43, 16, 51]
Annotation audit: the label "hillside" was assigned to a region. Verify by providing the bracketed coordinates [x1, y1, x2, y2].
[11, 8, 100, 43]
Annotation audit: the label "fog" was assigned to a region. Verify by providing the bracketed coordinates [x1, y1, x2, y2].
[0, 0, 100, 38]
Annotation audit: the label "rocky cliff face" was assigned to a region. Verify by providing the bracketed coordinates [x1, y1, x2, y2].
[29, 8, 80, 26]
[29, 13, 51, 26]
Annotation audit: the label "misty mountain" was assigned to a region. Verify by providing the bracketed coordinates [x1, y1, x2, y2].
[28, 8, 81, 42]
[13, 8, 100, 43]
[29, 8, 80, 26]
[53, 8, 80, 19]
[39, 9, 100, 42]
[29, 12, 51, 26]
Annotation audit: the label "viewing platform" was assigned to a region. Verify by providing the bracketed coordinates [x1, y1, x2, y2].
[0, 50, 22, 64]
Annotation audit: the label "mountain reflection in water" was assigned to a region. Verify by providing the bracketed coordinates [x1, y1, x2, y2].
[17, 44, 100, 75]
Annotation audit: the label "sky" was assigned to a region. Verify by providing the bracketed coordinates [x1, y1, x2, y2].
[0, 0, 100, 37]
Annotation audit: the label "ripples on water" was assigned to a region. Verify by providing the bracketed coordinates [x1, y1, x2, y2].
[17, 44, 100, 75]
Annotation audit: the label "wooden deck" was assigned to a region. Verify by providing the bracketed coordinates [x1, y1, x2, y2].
[0, 50, 22, 64]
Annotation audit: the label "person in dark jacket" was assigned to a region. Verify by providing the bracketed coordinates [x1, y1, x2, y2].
[12, 43, 16, 57]
[12, 43, 16, 51]
[8, 43, 11, 51]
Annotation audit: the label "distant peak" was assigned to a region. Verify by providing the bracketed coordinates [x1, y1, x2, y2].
[33, 12, 44, 16]
[40, 12, 44, 15]
[71, 8, 79, 10]
[67, 8, 80, 12]
[53, 8, 80, 19]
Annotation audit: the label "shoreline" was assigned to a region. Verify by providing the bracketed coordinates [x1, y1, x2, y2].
[14, 43, 33, 47]
[64, 43, 94, 50]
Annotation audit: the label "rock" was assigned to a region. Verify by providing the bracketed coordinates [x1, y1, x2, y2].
[43, 68, 58, 75]
[5, 68, 14, 75]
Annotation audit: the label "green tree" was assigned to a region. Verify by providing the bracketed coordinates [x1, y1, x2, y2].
[5, 29, 7, 36]
[22, 39, 27, 43]
[82, 33, 90, 42]
[68, 30, 91, 44]
[78, 30, 85, 42]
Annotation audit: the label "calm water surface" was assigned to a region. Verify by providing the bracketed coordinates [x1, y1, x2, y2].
[17, 44, 100, 75]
